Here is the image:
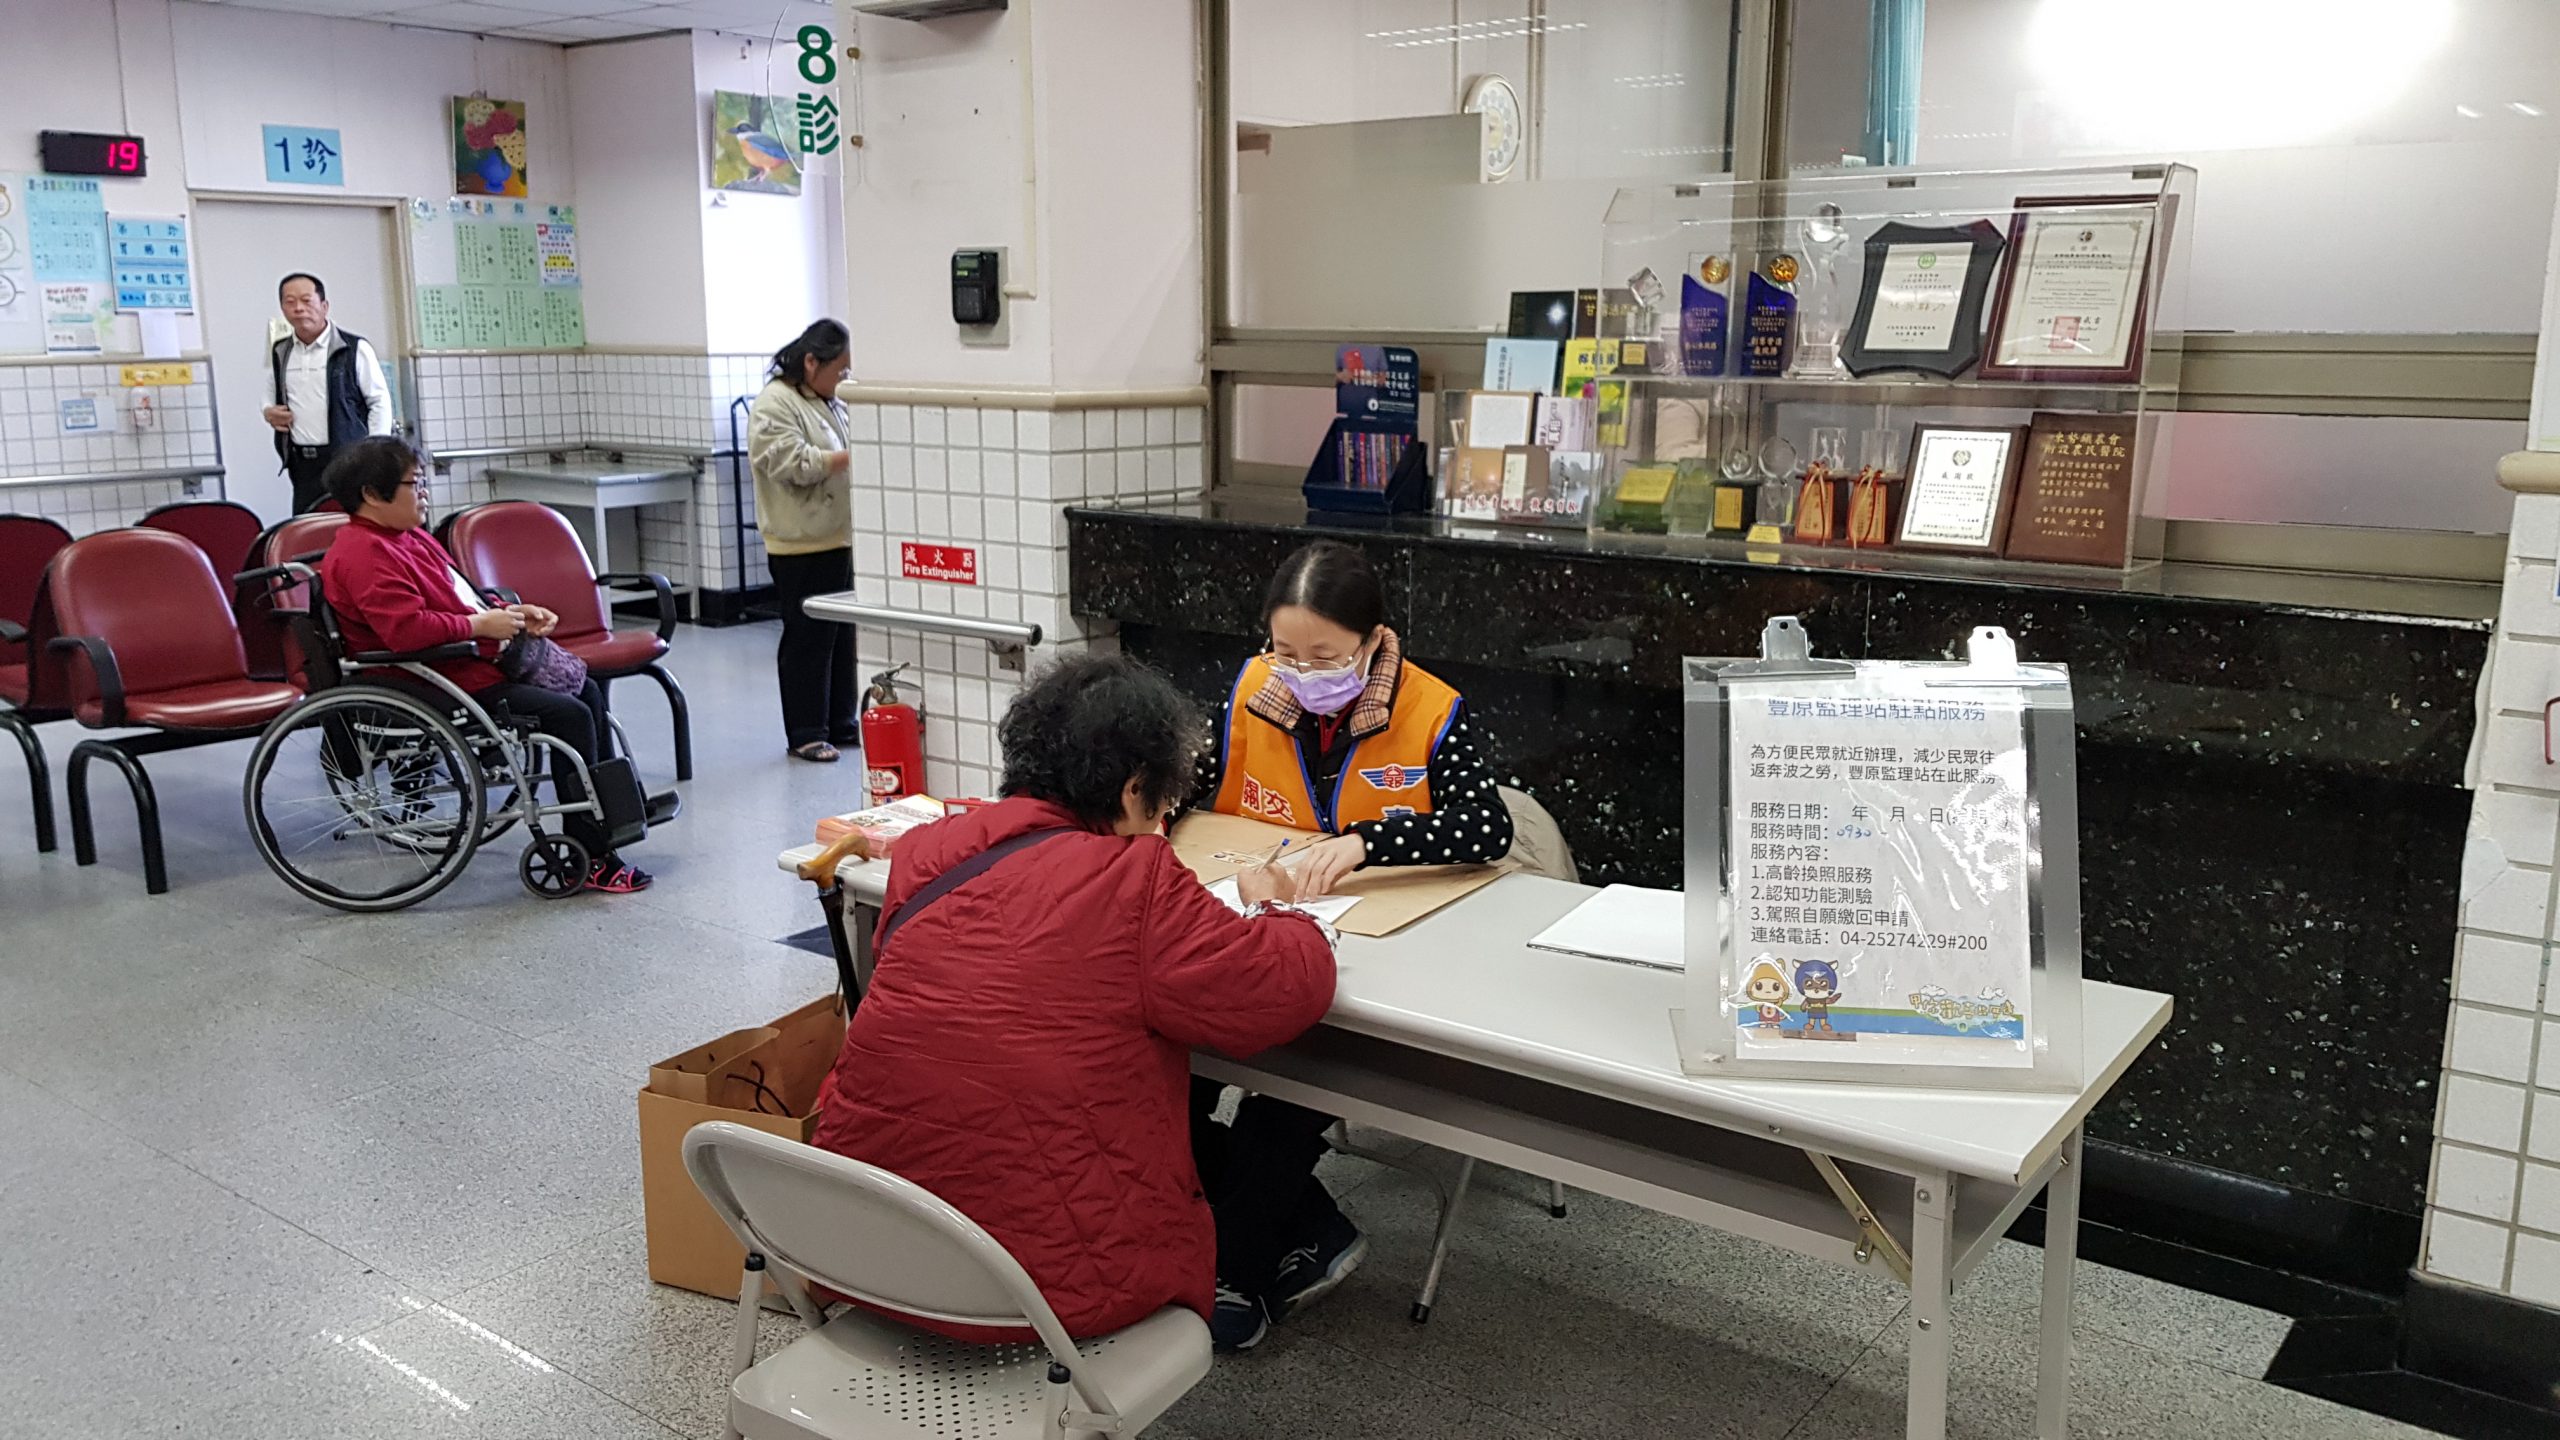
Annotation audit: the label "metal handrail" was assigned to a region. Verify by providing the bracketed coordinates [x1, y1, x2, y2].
[801, 594, 1042, 663]
[0, 464, 225, 491]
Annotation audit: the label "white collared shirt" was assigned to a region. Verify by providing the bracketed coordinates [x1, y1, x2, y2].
[281, 324, 394, 446]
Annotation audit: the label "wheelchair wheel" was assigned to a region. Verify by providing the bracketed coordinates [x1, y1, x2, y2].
[245, 687, 486, 912]
[519, 833, 589, 900]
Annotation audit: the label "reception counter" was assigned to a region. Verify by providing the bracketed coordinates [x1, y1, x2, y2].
[1068, 493, 2496, 1278]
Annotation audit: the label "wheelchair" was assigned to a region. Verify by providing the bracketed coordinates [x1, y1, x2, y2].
[237, 559, 678, 913]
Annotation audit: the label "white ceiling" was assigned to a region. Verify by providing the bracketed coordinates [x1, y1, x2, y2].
[188, 0, 838, 45]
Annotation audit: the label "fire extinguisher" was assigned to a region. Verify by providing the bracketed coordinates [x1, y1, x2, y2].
[858, 663, 925, 805]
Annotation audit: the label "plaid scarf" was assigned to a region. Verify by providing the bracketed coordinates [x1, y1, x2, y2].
[1245, 627, 1404, 740]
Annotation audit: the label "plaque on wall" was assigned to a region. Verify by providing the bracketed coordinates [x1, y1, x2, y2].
[1897, 424, 2026, 553]
[1840, 220, 2006, 379]
[1979, 195, 2163, 384]
[2004, 412, 2139, 566]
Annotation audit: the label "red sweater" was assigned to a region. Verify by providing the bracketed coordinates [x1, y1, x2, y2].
[321, 517, 504, 692]
[813, 796, 1337, 1339]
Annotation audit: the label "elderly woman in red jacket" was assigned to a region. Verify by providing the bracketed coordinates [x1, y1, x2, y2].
[811, 654, 1337, 1349]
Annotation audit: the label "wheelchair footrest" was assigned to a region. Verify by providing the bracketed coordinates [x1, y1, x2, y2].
[644, 787, 681, 828]
[592, 757, 650, 851]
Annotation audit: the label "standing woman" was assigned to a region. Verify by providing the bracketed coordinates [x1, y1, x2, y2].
[749, 319, 858, 762]
[1186, 537, 1514, 1344]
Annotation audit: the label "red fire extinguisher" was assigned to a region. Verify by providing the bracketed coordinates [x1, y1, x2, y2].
[859, 663, 925, 805]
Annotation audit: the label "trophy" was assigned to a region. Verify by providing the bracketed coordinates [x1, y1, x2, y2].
[1747, 433, 1799, 545]
[1786, 203, 1850, 380]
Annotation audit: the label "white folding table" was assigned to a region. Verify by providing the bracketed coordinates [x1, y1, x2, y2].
[775, 846, 2174, 1440]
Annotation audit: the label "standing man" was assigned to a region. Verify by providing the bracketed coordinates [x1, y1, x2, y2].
[267, 273, 394, 514]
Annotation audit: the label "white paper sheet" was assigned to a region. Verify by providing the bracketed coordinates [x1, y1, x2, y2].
[1204, 874, 1362, 928]
[1527, 884, 1684, 970]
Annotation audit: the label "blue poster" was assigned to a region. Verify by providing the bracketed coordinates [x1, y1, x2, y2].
[263, 125, 344, 186]
[109, 216, 193, 310]
[24, 176, 108, 284]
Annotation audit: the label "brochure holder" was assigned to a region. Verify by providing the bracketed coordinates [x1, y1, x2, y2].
[1671, 616, 2085, 1092]
[1304, 417, 1431, 515]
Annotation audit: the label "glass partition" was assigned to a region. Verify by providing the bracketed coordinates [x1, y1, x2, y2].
[1224, 0, 1740, 332]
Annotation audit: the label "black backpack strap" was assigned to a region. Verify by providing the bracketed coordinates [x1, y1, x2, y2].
[874, 827, 1079, 954]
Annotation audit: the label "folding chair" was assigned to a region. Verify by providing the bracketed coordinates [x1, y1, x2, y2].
[683, 1121, 1211, 1440]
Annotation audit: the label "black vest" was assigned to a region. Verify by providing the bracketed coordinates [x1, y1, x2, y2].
[271, 328, 373, 463]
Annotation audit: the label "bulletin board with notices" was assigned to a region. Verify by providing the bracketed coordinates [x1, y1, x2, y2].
[408, 197, 585, 351]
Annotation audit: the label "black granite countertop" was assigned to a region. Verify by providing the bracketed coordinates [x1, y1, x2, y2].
[1069, 494, 2494, 786]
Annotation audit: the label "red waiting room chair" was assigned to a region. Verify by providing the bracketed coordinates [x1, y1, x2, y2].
[238, 511, 353, 685]
[141, 498, 265, 579]
[439, 500, 693, 781]
[0, 513, 74, 852]
[42, 528, 303, 894]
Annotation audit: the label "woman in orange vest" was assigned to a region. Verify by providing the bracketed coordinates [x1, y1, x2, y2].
[1189, 538, 1515, 1348]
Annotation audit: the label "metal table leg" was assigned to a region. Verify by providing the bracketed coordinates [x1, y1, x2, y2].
[1410, 1155, 1475, 1324]
[1906, 1169, 1953, 1440]
[2036, 1128, 2083, 1438]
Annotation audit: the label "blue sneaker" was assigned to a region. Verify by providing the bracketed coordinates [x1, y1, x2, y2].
[1209, 1284, 1269, 1352]
[1271, 1212, 1367, 1314]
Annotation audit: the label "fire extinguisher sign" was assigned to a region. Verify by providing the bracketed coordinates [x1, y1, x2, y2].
[899, 542, 979, 585]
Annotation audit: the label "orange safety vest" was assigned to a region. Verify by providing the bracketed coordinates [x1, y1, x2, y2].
[1209, 655, 1464, 833]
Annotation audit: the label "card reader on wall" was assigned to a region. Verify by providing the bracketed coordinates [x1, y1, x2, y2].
[952, 250, 1001, 327]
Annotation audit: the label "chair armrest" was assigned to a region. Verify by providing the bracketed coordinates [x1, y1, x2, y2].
[0, 619, 23, 644]
[596, 571, 677, 644]
[349, 643, 481, 667]
[48, 634, 126, 727]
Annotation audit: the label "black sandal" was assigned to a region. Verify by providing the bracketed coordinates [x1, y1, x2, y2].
[790, 741, 841, 763]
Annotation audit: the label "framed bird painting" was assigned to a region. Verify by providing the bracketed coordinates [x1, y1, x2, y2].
[711, 91, 803, 197]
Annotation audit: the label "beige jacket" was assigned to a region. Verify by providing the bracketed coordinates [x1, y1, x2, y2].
[748, 377, 852, 556]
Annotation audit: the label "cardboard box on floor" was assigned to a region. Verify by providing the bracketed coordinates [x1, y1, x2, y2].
[1169, 810, 1506, 936]
[637, 992, 845, 1299]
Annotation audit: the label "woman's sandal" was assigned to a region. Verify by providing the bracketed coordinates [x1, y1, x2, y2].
[790, 741, 841, 763]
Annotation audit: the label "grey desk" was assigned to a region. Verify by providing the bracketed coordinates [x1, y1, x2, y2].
[488, 462, 695, 598]
[776, 846, 2174, 1440]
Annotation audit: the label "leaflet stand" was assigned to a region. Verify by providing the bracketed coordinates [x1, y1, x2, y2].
[1670, 616, 2085, 1093]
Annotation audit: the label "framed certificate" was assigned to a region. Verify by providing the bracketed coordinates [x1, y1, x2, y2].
[1897, 424, 2025, 553]
[1841, 220, 2006, 379]
[1980, 195, 2162, 384]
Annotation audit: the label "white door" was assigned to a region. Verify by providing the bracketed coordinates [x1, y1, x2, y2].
[193, 200, 407, 522]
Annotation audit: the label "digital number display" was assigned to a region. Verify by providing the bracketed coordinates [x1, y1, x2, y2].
[39, 131, 148, 178]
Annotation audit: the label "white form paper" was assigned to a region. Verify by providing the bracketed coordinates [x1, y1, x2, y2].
[1527, 884, 1683, 970]
[1205, 874, 1362, 928]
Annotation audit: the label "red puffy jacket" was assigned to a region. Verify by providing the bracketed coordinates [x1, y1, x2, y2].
[810, 796, 1337, 1339]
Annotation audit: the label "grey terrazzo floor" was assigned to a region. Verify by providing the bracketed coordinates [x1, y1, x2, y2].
[0, 621, 2431, 1438]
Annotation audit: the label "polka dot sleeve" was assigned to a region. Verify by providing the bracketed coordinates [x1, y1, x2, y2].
[1349, 710, 1514, 867]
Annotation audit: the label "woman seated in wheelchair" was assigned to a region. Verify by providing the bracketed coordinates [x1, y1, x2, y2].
[318, 436, 653, 894]
[810, 655, 1338, 1347]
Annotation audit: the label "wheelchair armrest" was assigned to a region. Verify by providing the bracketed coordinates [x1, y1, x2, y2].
[0, 619, 23, 644]
[233, 561, 317, 603]
[349, 643, 481, 666]
[596, 571, 677, 644]
[482, 587, 521, 606]
[48, 634, 126, 728]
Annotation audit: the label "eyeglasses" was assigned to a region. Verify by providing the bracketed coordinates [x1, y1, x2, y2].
[1261, 646, 1361, 675]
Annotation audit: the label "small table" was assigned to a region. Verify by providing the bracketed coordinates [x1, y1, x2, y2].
[777, 846, 2173, 1440]
[488, 462, 695, 600]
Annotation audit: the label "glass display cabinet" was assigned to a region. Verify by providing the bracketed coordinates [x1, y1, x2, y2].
[1441, 163, 2193, 574]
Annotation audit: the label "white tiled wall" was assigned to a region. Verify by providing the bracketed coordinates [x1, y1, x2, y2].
[412, 352, 772, 595]
[2426, 487, 2560, 1308]
[0, 362, 222, 532]
[847, 399, 1207, 800]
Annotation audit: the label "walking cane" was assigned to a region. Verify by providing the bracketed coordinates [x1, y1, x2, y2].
[795, 830, 875, 1004]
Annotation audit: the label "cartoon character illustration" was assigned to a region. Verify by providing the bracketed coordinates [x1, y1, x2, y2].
[1738, 959, 1791, 1028]
[1793, 960, 1845, 1038]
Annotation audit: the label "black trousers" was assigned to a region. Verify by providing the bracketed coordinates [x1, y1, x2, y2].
[480, 679, 616, 854]
[767, 547, 859, 749]
[1191, 1076, 1346, 1298]
[285, 445, 339, 514]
